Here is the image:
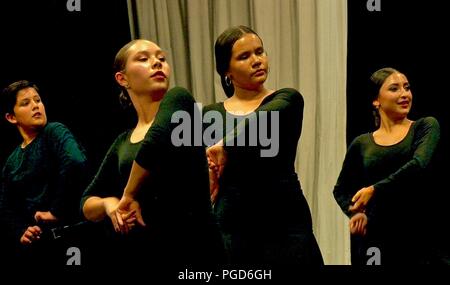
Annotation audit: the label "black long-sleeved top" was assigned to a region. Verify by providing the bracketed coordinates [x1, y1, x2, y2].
[81, 130, 141, 207]
[81, 87, 223, 267]
[333, 117, 440, 264]
[0, 122, 88, 242]
[203, 88, 323, 265]
[333, 117, 440, 219]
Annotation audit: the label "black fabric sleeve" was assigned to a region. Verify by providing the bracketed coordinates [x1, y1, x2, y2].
[0, 170, 27, 242]
[333, 137, 365, 218]
[223, 88, 304, 157]
[373, 117, 440, 194]
[80, 136, 122, 213]
[46, 123, 88, 222]
[135, 87, 198, 171]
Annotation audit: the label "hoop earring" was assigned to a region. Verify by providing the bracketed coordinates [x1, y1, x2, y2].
[225, 76, 232, 87]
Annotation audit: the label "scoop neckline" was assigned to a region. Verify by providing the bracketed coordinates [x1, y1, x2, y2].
[369, 120, 415, 147]
[127, 129, 144, 145]
[221, 90, 278, 116]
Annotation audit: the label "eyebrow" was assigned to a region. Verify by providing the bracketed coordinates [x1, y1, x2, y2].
[135, 49, 166, 56]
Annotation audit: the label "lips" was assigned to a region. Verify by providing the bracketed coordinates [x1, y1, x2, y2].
[151, 71, 166, 78]
[398, 101, 410, 108]
[252, 69, 266, 76]
[32, 112, 42, 118]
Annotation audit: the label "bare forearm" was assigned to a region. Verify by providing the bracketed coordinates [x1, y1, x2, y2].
[83, 196, 119, 222]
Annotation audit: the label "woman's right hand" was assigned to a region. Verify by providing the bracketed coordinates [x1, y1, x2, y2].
[207, 142, 226, 205]
[349, 212, 368, 236]
[104, 197, 138, 234]
[209, 168, 219, 205]
[206, 142, 227, 178]
[20, 225, 42, 245]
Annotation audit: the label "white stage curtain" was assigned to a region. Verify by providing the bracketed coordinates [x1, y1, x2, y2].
[130, 0, 349, 265]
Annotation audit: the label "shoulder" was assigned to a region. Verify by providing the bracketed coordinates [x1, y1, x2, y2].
[165, 86, 193, 100]
[42, 122, 74, 139]
[203, 102, 223, 113]
[3, 146, 22, 167]
[275, 88, 302, 96]
[102, 130, 132, 157]
[45, 121, 69, 132]
[412, 117, 441, 143]
[109, 130, 132, 147]
[415, 116, 440, 130]
[269, 88, 304, 106]
[349, 133, 371, 149]
[274, 88, 303, 99]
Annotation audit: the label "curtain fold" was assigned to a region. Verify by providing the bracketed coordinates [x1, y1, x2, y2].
[130, 0, 349, 265]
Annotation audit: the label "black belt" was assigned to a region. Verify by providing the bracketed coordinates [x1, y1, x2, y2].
[48, 221, 88, 240]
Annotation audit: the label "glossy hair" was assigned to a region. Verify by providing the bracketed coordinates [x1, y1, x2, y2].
[1, 80, 39, 116]
[214, 25, 262, 97]
[113, 39, 142, 109]
[369, 67, 401, 128]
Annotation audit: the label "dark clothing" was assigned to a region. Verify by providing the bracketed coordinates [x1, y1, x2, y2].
[333, 117, 440, 265]
[0, 122, 88, 265]
[203, 88, 323, 266]
[81, 130, 142, 206]
[81, 87, 224, 271]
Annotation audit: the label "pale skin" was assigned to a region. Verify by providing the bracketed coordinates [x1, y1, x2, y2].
[83, 40, 170, 234]
[5, 87, 61, 244]
[349, 72, 413, 235]
[207, 33, 274, 204]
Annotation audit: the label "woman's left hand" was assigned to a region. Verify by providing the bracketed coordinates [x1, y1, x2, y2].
[349, 185, 375, 213]
[117, 195, 146, 229]
[34, 211, 58, 223]
[349, 212, 368, 236]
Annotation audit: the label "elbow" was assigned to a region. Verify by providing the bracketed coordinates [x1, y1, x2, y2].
[82, 197, 104, 222]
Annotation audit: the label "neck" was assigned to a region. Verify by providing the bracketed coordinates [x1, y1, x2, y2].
[130, 92, 162, 127]
[232, 85, 271, 102]
[18, 126, 40, 148]
[379, 114, 410, 133]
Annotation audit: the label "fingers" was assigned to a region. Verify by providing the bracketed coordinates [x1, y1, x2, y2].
[349, 200, 362, 212]
[135, 209, 146, 227]
[20, 226, 42, 245]
[351, 191, 361, 203]
[118, 210, 131, 234]
[349, 213, 368, 236]
[112, 209, 144, 233]
[122, 209, 136, 220]
[34, 212, 42, 222]
[110, 212, 120, 233]
[349, 219, 358, 235]
[211, 186, 219, 205]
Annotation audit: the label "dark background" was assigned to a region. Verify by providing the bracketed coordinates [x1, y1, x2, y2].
[347, 0, 449, 260]
[0, 0, 448, 262]
[0, 0, 132, 170]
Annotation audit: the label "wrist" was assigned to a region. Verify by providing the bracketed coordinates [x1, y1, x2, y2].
[103, 197, 119, 215]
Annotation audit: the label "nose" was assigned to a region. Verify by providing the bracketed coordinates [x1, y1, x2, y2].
[152, 57, 163, 69]
[400, 87, 411, 97]
[31, 100, 40, 109]
[251, 54, 262, 68]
